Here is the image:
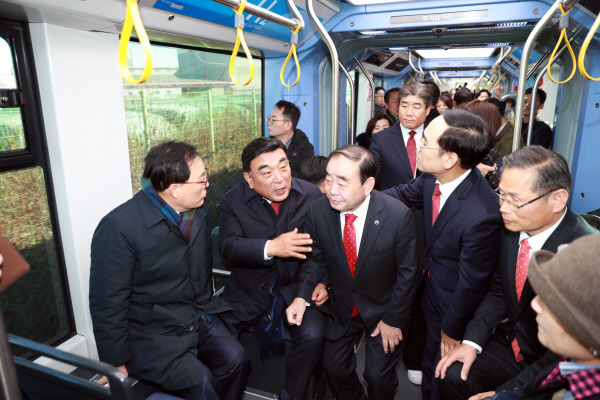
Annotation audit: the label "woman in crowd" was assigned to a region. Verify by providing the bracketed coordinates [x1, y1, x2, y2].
[355, 114, 394, 149]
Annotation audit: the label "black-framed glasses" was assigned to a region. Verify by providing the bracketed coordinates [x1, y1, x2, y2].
[497, 189, 555, 209]
[267, 116, 290, 124]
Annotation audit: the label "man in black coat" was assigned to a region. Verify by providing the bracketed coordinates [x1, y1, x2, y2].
[267, 100, 314, 177]
[90, 141, 249, 400]
[287, 145, 419, 400]
[219, 137, 325, 400]
[435, 146, 598, 400]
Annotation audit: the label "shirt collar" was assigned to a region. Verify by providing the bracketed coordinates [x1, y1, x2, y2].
[341, 194, 371, 221]
[518, 208, 567, 250]
[497, 121, 508, 136]
[400, 123, 424, 138]
[435, 169, 471, 200]
[285, 134, 294, 148]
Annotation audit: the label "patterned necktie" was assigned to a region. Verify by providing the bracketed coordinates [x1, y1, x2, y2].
[432, 183, 441, 226]
[271, 202, 281, 215]
[343, 213, 359, 317]
[511, 238, 531, 362]
[407, 130, 417, 176]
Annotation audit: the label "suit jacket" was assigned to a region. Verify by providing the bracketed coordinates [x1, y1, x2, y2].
[288, 128, 314, 177]
[384, 170, 502, 339]
[494, 121, 524, 159]
[90, 191, 229, 391]
[218, 178, 322, 322]
[370, 123, 419, 190]
[296, 191, 420, 340]
[463, 209, 598, 391]
[521, 120, 553, 149]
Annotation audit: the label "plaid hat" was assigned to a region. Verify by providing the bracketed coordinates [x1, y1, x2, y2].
[528, 234, 600, 357]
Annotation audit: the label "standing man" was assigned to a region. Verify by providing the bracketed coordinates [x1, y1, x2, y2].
[383, 87, 401, 122]
[435, 146, 598, 400]
[423, 81, 441, 127]
[374, 86, 386, 116]
[522, 88, 553, 149]
[219, 137, 325, 400]
[90, 141, 249, 400]
[287, 145, 419, 400]
[485, 97, 523, 159]
[267, 100, 314, 177]
[370, 82, 432, 190]
[384, 109, 502, 400]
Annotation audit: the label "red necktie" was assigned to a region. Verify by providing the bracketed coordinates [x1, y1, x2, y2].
[407, 130, 417, 176]
[343, 213, 359, 317]
[511, 238, 531, 362]
[431, 184, 441, 226]
[271, 202, 281, 214]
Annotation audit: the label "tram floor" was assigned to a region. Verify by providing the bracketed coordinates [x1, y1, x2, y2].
[242, 333, 424, 400]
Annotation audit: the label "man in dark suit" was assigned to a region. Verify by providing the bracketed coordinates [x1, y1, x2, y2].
[219, 137, 325, 400]
[287, 145, 419, 400]
[384, 109, 502, 400]
[267, 100, 314, 177]
[90, 141, 249, 400]
[521, 88, 553, 149]
[370, 82, 432, 191]
[435, 146, 598, 400]
[382, 87, 400, 122]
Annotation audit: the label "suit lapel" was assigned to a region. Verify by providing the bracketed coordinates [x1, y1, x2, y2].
[390, 125, 414, 179]
[325, 205, 351, 279]
[354, 194, 383, 280]
[504, 233, 520, 310]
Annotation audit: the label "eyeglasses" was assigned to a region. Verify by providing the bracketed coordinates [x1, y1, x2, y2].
[267, 116, 290, 124]
[497, 189, 555, 209]
[419, 145, 442, 151]
[182, 172, 209, 187]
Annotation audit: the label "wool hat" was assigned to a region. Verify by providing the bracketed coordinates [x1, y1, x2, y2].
[528, 234, 600, 357]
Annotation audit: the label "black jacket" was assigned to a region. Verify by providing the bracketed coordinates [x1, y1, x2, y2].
[288, 128, 314, 177]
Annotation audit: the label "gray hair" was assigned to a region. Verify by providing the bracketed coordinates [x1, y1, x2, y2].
[398, 82, 433, 108]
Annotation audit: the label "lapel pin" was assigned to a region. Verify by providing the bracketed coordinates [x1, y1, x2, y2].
[374, 220, 380, 225]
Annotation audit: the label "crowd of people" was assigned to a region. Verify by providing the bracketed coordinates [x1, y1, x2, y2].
[88, 85, 599, 400]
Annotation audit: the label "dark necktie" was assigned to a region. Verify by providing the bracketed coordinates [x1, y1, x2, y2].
[407, 130, 417, 176]
[432, 183, 441, 226]
[511, 238, 531, 362]
[343, 213, 359, 317]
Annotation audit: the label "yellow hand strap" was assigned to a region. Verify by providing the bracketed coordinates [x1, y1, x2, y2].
[280, 25, 301, 88]
[547, 4, 577, 84]
[229, 0, 255, 86]
[578, 8, 600, 81]
[119, 0, 153, 84]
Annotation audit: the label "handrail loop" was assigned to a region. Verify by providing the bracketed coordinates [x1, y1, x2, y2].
[119, 0, 153, 84]
[229, 0, 256, 86]
[578, 8, 600, 81]
[280, 24, 302, 87]
[546, 4, 577, 84]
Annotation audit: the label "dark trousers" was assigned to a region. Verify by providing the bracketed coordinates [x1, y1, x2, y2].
[324, 315, 403, 400]
[179, 316, 250, 400]
[402, 278, 426, 371]
[422, 279, 443, 400]
[285, 306, 325, 400]
[438, 330, 524, 400]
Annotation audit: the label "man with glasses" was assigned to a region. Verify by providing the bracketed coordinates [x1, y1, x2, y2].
[219, 137, 325, 400]
[384, 109, 502, 400]
[435, 145, 597, 400]
[90, 141, 249, 400]
[267, 100, 314, 177]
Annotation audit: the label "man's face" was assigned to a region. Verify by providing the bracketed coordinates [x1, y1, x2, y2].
[398, 95, 430, 130]
[374, 89, 386, 107]
[531, 296, 591, 361]
[177, 156, 209, 210]
[523, 93, 543, 120]
[244, 148, 291, 202]
[385, 91, 400, 117]
[267, 107, 292, 139]
[416, 116, 447, 175]
[497, 167, 558, 236]
[325, 155, 373, 212]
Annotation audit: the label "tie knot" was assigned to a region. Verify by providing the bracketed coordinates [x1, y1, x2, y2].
[433, 183, 441, 196]
[408, 130, 417, 138]
[345, 213, 357, 224]
[521, 238, 530, 250]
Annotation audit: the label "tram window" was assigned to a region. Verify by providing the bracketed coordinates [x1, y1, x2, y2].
[0, 20, 74, 348]
[123, 42, 263, 228]
[0, 37, 26, 153]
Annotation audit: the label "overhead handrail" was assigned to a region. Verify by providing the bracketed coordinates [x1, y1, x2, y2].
[119, 0, 153, 84]
[513, 0, 564, 152]
[339, 62, 355, 145]
[546, 4, 577, 84]
[408, 51, 425, 75]
[280, 25, 302, 87]
[229, 0, 255, 86]
[355, 57, 375, 119]
[212, 0, 304, 31]
[578, 7, 600, 80]
[308, 0, 339, 150]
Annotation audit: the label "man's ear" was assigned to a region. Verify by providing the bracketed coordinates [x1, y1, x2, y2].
[244, 172, 254, 189]
[550, 188, 568, 213]
[363, 176, 375, 195]
[443, 152, 459, 170]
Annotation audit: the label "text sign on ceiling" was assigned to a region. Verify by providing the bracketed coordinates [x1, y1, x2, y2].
[390, 10, 489, 25]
